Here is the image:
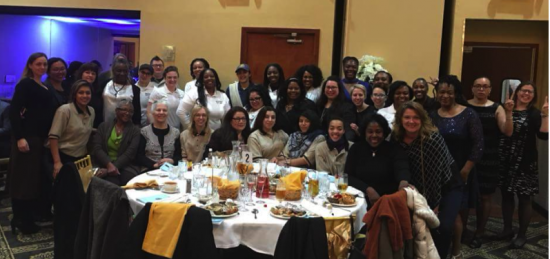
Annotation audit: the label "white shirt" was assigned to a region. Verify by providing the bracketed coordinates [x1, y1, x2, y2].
[148, 85, 185, 129]
[184, 79, 196, 94]
[248, 108, 262, 128]
[377, 105, 397, 130]
[177, 88, 230, 131]
[103, 80, 134, 124]
[268, 87, 278, 108]
[137, 82, 155, 127]
[306, 87, 322, 103]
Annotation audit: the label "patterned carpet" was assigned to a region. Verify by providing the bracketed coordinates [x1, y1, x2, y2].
[0, 197, 546, 259]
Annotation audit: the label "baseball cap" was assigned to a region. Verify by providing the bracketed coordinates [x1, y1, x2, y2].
[235, 64, 250, 73]
[139, 64, 154, 74]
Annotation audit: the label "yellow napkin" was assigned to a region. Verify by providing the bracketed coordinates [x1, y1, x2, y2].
[208, 176, 240, 190]
[282, 171, 307, 191]
[122, 179, 158, 189]
[142, 203, 195, 258]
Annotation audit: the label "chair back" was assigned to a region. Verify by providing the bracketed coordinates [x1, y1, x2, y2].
[324, 216, 355, 259]
[74, 155, 93, 193]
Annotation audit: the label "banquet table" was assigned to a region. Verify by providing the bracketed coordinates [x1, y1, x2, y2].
[125, 166, 368, 255]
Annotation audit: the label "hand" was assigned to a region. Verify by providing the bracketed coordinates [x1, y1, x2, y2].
[53, 161, 62, 178]
[270, 157, 278, 164]
[17, 138, 30, 153]
[398, 180, 410, 190]
[158, 158, 174, 165]
[460, 168, 471, 183]
[542, 96, 549, 117]
[95, 168, 108, 178]
[366, 187, 381, 205]
[350, 123, 358, 131]
[428, 76, 439, 87]
[106, 163, 120, 176]
[503, 92, 514, 113]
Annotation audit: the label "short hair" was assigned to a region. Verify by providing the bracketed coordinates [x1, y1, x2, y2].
[46, 57, 67, 75]
[374, 71, 393, 83]
[21, 52, 48, 81]
[252, 106, 281, 135]
[277, 77, 306, 106]
[69, 80, 92, 104]
[512, 81, 538, 109]
[392, 101, 438, 142]
[115, 98, 133, 110]
[247, 86, 273, 109]
[150, 56, 164, 65]
[163, 66, 179, 78]
[350, 84, 367, 100]
[342, 56, 359, 66]
[151, 99, 169, 113]
[436, 75, 467, 105]
[326, 115, 345, 132]
[189, 58, 210, 79]
[263, 63, 286, 92]
[372, 84, 388, 95]
[412, 78, 428, 89]
[196, 68, 223, 107]
[111, 60, 130, 84]
[387, 81, 413, 105]
[472, 76, 491, 86]
[294, 65, 324, 89]
[189, 105, 212, 140]
[359, 113, 391, 139]
[76, 62, 99, 89]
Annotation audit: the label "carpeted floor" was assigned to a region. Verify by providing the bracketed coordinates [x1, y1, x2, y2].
[0, 197, 546, 259]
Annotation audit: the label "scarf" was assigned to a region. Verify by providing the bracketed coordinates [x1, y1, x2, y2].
[326, 135, 349, 153]
[287, 130, 324, 158]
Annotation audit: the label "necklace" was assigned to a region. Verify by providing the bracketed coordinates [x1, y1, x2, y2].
[112, 83, 125, 98]
[115, 124, 124, 135]
[372, 149, 377, 157]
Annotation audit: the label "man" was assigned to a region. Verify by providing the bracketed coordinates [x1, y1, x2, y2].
[136, 64, 156, 127]
[412, 78, 439, 112]
[226, 64, 256, 107]
[150, 56, 165, 86]
[341, 56, 369, 101]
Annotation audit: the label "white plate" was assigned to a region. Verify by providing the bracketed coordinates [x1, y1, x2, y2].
[209, 211, 239, 218]
[161, 188, 180, 194]
[330, 202, 357, 207]
[147, 170, 167, 177]
[269, 210, 308, 220]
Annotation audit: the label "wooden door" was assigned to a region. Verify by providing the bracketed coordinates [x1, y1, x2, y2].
[114, 40, 136, 66]
[241, 27, 320, 84]
[461, 42, 537, 102]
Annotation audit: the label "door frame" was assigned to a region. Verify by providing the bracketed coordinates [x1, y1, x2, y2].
[240, 27, 320, 65]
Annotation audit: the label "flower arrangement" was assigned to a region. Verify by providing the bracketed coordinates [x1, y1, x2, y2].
[356, 55, 387, 82]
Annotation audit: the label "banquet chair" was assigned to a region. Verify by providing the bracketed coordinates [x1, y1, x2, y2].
[74, 155, 93, 193]
[274, 216, 330, 259]
[324, 216, 356, 259]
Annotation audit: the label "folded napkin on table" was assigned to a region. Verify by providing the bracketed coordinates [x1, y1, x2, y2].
[282, 170, 307, 191]
[122, 179, 158, 189]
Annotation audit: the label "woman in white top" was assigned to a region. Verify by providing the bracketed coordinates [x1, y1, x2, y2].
[180, 105, 212, 163]
[262, 63, 284, 107]
[294, 65, 324, 103]
[246, 86, 272, 127]
[377, 81, 413, 130]
[184, 58, 210, 93]
[103, 60, 141, 125]
[147, 66, 185, 130]
[136, 64, 155, 127]
[177, 68, 230, 131]
[248, 106, 289, 162]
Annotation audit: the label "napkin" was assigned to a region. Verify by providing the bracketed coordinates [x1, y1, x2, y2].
[282, 170, 307, 191]
[122, 179, 159, 189]
[208, 176, 240, 190]
[142, 203, 194, 258]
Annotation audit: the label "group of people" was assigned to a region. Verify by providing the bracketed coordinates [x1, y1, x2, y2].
[7, 51, 548, 259]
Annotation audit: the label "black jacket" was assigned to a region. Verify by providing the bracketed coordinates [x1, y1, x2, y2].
[274, 217, 329, 259]
[122, 204, 220, 259]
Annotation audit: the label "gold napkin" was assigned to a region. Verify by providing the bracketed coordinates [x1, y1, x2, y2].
[282, 170, 307, 191]
[208, 176, 240, 190]
[122, 179, 158, 189]
[142, 203, 194, 258]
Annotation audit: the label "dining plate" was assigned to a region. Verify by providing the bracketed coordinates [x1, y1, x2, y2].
[209, 211, 239, 218]
[330, 202, 357, 207]
[161, 188, 180, 194]
[269, 210, 308, 220]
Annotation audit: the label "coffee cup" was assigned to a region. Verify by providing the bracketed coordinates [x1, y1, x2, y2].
[163, 181, 178, 192]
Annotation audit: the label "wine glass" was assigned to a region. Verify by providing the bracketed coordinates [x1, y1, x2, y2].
[246, 174, 256, 206]
[338, 174, 349, 193]
[275, 179, 286, 204]
[308, 171, 319, 200]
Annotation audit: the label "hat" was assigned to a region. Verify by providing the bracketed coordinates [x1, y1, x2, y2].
[235, 64, 250, 73]
[139, 64, 153, 74]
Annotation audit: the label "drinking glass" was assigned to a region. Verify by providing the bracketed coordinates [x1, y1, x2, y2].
[318, 171, 329, 198]
[169, 166, 179, 180]
[338, 174, 349, 193]
[308, 171, 319, 199]
[246, 173, 257, 206]
[275, 179, 286, 203]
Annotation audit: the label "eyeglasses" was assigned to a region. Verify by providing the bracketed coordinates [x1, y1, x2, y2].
[116, 108, 134, 114]
[519, 89, 534, 95]
[249, 97, 262, 102]
[232, 117, 246, 122]
[372, 94, 386, 98]
[139, 71, 151, 76]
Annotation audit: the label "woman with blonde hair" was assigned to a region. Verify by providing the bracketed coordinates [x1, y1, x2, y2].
[349, 84, 376, 141]
[180, 105, 212, 163]
[393, 101, 462, 259]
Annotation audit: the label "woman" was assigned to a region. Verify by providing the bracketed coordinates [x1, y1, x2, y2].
[208, 107, 251, 152]
[275, 78, 318, 135]
[294, 65, 324, 103]
[44, 57, 69, 108]
[412, 78, 439, 112]
[317, 76, 355, 141]
[349, 84, 376, 141]
[63, 61, 83, 91]
[281, 110, 325, 168]
[92, 100, 140, 186]
[147, 66, 184, 129]
[263, 63, 285, 107]
[466, 76, 513, 248]
[393, 101, 461, 259]
[76, 62, 101, 127]
[184, 58, 210, 93]
[136, 64, 155, 127]
[314, 117, 353, 175]
[9, 52, 54, 234]
[247, 86, 272, 127]
[377, 81, 413, 130]
[180, 105, 212, 163]
[48, 80, 95, 177]
[497, 82, 548, 249]
[430, 75, 484, 259]
[345, 113, 409, 205]
[102, 60, 141, 125]
[178, 68, 230, 130]
[371, 85, 388, 110]
[248, 106, 289, 162]
[136, 100, 182, 171]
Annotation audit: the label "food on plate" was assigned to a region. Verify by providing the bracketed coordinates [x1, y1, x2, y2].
[327, 192, 356, 205]
[236, 162, 254, 175]
[270, 205, 306, 217]
[205, 202, 239, 215]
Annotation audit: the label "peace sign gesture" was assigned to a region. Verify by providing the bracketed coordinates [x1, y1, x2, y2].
[503, 88, 515, 113]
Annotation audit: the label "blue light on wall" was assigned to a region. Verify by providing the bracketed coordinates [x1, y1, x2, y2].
[94, 18, 136, 25]
[42, 16, 86, 23]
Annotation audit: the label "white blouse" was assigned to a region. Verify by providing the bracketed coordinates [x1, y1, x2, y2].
[306, 87, 322, 103]
[177, 88, 230, 131]
[377, 105, 397, 130]
[103, 80, 134, 124]
[148, 85, 185, 130]
[184, 79, 196, 94]
[137, 82, 155, 127]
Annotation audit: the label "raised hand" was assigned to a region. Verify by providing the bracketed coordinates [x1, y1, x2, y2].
[542, 96, 549, 117]
[504, 89, 515, 113]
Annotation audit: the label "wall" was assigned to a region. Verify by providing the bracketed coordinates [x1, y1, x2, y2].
[0, 14, 113, 98]
[2, 0, 335, 88]
[344, 0, 445, 86]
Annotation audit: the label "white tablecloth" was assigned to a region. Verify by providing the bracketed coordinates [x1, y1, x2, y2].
[125, 168, 367, 255]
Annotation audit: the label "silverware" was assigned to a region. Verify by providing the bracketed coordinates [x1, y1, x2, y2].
[252, 209, 258, 219]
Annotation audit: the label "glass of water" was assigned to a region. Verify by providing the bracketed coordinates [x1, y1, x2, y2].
[318, 171, 329, 198]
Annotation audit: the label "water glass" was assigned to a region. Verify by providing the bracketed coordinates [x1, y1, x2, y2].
[318, 171, 329, 197]
[169, 166, 179, 180]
